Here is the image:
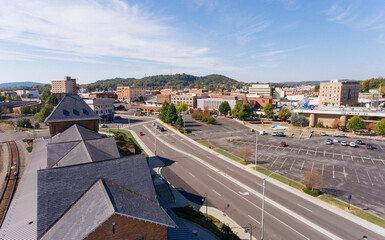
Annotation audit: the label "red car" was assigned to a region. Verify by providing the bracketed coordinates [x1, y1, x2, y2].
[280, 141, 286, 147]
[139, 132, 144, 136]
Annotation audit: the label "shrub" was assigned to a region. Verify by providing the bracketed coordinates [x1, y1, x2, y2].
[201, 116, 208, 122]
[207, 117, 215, 124]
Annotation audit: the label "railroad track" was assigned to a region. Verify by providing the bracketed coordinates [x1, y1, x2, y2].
[0, 141, 20, 228]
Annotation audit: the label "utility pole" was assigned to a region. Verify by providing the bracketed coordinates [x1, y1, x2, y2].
[255, 132, 258, 170]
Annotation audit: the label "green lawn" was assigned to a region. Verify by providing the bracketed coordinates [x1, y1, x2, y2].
[100, 129, 145, 155]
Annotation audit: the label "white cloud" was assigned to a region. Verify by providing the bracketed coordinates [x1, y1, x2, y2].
[324, 3, 358, 24]
[0, 0, 215, 68]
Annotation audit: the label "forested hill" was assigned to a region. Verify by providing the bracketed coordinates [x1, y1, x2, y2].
[83, 74, 245, 91]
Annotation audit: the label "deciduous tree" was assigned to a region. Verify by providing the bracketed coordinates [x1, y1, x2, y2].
[238, 103, 253, 120]
[291, 113, 306, 126]
[231, 102, 242, 117]
[375, 119, 385, 135]
[347, 116, 365, 132]
[304, 168, 324, 191]
[278, 108, 291, 121]
[263, 103, 274, 119]
[238, 146, 251, 160]
[219, 101, 231, 116]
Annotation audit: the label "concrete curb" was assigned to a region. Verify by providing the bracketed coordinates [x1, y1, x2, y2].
[157, 119, 385, 236]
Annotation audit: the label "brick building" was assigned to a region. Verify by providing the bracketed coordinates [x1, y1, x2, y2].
[247, 96, 272, 108]
[51, 76, 77, 101]
[89, 92, 115, 98]
[44, 95, 100, 135]
[117, 86, 146, 103]
[318, 80, 359, 106]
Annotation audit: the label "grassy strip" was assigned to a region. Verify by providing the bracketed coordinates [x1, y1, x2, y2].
[100, 129, 145, 155]
[214, 149, 249, 165]
[172, 205, 240, 240]
[253, 166, 304, 190]
[23, 138, 34, 152]
[197, 140, 249, 165]
[318, 195, 385, 228]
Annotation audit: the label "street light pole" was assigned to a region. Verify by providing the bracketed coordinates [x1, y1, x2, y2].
[261, 170, 279, 240]
[245, 223, 253, 240]
[255, 132, 258, 170]
[154, 127, 157, 156]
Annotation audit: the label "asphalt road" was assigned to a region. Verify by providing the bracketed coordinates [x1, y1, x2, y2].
[130, 120, 385, 240]
[188, 116, 385, 218]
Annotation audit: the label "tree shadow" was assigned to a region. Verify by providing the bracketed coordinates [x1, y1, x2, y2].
[322, 188, 346, 197]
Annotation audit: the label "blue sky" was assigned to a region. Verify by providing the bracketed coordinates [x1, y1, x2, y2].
[0, 0, 385, 84]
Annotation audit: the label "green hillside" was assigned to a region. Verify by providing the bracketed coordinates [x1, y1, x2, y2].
[81, 74, 246, 91]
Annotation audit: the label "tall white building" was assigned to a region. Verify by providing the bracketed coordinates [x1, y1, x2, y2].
[197, 98, 243, 110]
[248, 84, 273, 98]
[84, 98, 115, 123]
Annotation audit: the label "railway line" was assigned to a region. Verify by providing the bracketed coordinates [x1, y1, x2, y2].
[0, 141, 20, 228]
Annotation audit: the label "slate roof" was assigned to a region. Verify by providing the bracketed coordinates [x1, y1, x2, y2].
[46, 124, 119, 168]
[44, 95, 100, 123]
[37, 155, 175, 239]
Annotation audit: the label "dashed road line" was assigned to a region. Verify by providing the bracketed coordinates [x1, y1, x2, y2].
[212, 189, 222, 196]
[290, 160, 296, 171]
[297, 204, 313, 212]
[226, 167, 234, 172]
[189, 172, 195, 178]
[248, 215, 260, 224]
[354, 169, 360, 183]
[280, 158, 287, 169]
[367, 171, 374, 186]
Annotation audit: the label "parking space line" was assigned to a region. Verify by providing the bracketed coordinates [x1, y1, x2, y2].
[324, 151, 326, 157]
[351, 155, 354, 161]
[314, 148, 318, 156]
[342, 167, 347, 181]
[333, 165, 335, 178]
[360, 156, 364, 163]
[341, 154, 344, 160]
[290, 148, 294, 152]
[270, 157, 279, 167]
[280, 158, 287, 169]
[382, 160, 385, 166]
[321, 164, 324, 176]
[298, 147, 301, 153]
[306, 148, 310, 155]
[370, 158, 375, 165]
[301, 161, 305, 170]
[290, 160, 296, 170]
[354, 169, 360, 183]
[367, 171, 374, 186]
[379, 174, 385, 185]
[311, 162, 314, 172]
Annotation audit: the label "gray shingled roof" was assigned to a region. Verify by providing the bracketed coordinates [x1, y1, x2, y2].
[37, 155, 174, 239]
[46, 124, 119, 168]
[45, 95, 100, 123]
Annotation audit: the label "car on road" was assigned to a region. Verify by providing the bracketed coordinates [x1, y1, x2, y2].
[320, 132, 327, 136]
[277, 132, 285, 137]
[333, 139, 339, 143]
[349, 142, 356, 147]
[280, 141, 287, 147]
[272, 131, 277, 136]
[260, 130, 266, 135]
[333, 132, 339, 137]
[100, 124, 107, 128]
[326, 139, 332, 145]
[341, 141, 347, 146]
[356, 140, 363, 145]
[366, 144, 374, 149]
[139, 131, 145, 136]
[340, 133, 346, 138]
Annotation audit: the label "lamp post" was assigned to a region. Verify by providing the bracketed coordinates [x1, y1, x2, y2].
[261, 170, 279, 240]
[202, 193, 208, 219]
[255, 132, 258, 170]
[244, 223, 253, 240]
[154, 126, 157, 156]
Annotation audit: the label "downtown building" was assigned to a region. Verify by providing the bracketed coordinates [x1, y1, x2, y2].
[318, 80, 359, 106]
[51, 76, 77, 101]
[117, 85, 146, 103]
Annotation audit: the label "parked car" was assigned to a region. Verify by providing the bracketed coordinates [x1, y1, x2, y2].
[152, 122, 156, 126]
[100, 124, 107, 128]
[161, 127, 166, 131]
[326, 139, 332, 145]
[260, 130, 266, 135]
[280, 141, 287, 147]
[156, 125, 160, 129]
[356, 140, 363, 145]
[139, 131, 144, 136]
[115, 116, 122, 119]
[340, 133, 346, 138]
[249, 129, 255, 132]
[366, 144, 374, 149]
[333, 132, 339, 137]
[341, 141, 348, 146]
[277, 132, 285, 137]
[349, 142, 356, 147]
[333, 139, 339, 143]
[320, 132, 327, 136]
[272, 131, 277, 136]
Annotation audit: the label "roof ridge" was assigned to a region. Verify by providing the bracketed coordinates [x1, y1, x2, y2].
[85, 140, 119, 159]
[102, 179, 159, 206]
[39, 178, 110, 239]
[49, 141, 81, 168]
[53, 142, 92, 167]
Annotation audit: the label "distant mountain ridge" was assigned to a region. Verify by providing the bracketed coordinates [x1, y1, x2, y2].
[0, 81, 45, 88]
[280, 79, 360, 85]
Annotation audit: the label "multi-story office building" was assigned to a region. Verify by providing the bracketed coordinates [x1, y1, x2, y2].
[248, 84, 273, 98]
[84, 98, 115, 123]
[51, 76, 77, 95]
[197, 98, 243, 111]
[318, 80, 359, 106]
[117, 86, 146, 103]
[171, 94, 197, 108]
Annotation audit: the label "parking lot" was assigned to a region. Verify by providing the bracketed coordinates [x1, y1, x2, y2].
[187, 116, 385, 218]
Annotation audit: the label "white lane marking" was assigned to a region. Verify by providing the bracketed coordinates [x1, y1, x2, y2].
[248, 215, 260, 224]
[226, 167, 234, 171]
[145, 125, 343, 240]
[189, 172, 196, 178]
[208, 175, 310, 240]
[297, 204, 313, 213]
[239, 191, 249, 196]
[212, 189, 222, 196]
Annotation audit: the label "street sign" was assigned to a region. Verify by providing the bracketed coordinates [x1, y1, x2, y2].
[348, 194, 352, 200]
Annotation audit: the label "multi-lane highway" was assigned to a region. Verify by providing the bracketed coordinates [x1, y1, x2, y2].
[129, 120, 385, 240]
